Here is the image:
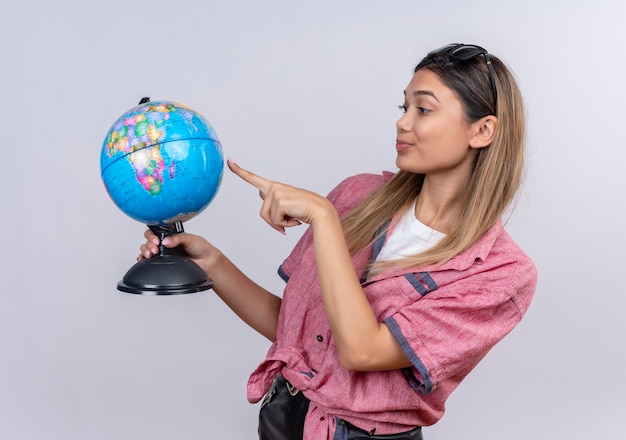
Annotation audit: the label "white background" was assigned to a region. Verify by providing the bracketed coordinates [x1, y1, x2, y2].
[1, 0, 625, 438]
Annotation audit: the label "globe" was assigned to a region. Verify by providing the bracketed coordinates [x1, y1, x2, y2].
[100, 98, 224, 295]
[100, 100, 224, 226]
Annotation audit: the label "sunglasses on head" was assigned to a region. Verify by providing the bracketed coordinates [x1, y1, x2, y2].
[428, 43, 498, 111]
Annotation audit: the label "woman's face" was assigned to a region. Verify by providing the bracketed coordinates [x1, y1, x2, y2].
[395, 68, 478, 182]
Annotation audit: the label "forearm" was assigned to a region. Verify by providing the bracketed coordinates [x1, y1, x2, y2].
[209, 251, 282, 342]
[311, 206, 409, 371]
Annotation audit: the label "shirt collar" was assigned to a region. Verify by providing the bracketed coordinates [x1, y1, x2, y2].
[364, 219, 504, 281]
[435, 219, 504, 271]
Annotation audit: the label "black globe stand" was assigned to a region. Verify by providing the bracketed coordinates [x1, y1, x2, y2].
[117, 221, 213, 295]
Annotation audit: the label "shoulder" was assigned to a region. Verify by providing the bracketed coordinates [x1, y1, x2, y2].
[460, 223, 537, 316]
[489, 227, 537, 314]
[326, 171, 395, 214]
[431, 221, 537, 316]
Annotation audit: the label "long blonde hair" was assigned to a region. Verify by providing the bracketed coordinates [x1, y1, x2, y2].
[341, 50, 526, 269]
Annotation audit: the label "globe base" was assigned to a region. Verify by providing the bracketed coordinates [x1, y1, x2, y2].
[117, 253, 213, 295]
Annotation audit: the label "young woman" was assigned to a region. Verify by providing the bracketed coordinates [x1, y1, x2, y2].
[139, 43, 537, 440]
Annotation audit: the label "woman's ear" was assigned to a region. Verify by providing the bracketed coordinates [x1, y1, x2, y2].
[469, 115, 498, 149]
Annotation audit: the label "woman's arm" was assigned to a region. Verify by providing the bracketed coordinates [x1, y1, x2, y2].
[140, 231, 282, 341]
[228, 161, 411, 371]
[310, 205, 412, 371]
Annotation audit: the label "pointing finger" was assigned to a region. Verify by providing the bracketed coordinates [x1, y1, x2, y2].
[227, 159, 272, 194]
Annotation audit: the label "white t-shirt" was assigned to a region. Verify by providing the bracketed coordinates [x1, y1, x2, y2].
[375, 199, 446, 262]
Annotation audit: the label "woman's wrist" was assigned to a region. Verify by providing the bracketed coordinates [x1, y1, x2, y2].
[311, 198, 338, 227]
[195, 246, 224, 277]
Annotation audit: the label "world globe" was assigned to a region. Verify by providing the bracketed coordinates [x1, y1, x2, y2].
[100, 99, 224, 226]
[100, 98, 224, 295]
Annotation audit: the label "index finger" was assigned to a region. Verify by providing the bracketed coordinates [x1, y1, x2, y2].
[227, 159, 272, 193]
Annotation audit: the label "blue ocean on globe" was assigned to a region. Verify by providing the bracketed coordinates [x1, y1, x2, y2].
[100, 101, 224, 226]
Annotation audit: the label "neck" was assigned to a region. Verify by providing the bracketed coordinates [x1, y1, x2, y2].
[414, 173, 469, 234]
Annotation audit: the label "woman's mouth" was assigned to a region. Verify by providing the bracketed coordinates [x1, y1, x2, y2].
[395, 140, 411, 152]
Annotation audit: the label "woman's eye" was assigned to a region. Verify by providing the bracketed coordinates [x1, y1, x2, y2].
[398, 105, 430, 114]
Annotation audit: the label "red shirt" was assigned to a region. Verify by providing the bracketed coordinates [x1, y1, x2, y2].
[247, 172, 537, 439]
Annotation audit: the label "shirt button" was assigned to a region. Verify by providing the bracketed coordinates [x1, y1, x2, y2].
[316, 334, 324, 342]
[320, 416, 325, 421]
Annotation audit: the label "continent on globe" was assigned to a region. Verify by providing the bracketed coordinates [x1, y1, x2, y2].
[130, 146, 166, 195]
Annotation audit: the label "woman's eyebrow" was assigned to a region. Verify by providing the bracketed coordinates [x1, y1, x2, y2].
[403, 89, 440, 102]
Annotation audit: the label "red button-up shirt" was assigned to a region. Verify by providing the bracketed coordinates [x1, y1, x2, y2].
[247, 172, 537, 439]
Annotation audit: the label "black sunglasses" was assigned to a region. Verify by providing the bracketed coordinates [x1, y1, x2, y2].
[428, 43, 498, 111]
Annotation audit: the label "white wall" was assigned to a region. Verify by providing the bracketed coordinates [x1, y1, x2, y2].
[1, 0, 624, 438]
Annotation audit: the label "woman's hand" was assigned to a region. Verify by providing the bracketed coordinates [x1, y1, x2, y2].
[138, 230, 220, 274]
[227, 159, 335, 234]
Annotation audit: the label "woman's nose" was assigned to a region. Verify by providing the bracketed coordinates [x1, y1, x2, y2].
[396, 111, 412, 132]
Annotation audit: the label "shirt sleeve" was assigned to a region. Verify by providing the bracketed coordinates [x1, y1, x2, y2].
[383, 257, 537, 395]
